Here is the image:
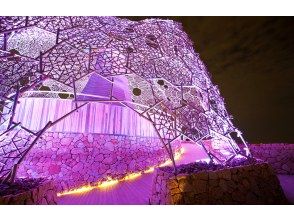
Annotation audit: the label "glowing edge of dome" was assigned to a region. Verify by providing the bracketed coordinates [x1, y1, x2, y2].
[57, 147, 184, 197]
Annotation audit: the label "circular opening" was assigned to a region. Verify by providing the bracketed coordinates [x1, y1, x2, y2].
[9, 49, 20, 56]
[58, 91, 70, 99]
[19, 76, 29, 86]
[8, 49, 21, 61]
[126, 47, 134, 53]
[157, 80, 164, 86]
[132, 88, 141, 96]
[39, 86, 51, 91]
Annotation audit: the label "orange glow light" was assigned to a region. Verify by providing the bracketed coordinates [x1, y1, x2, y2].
[56, 185, 95, 197]
[97, 178, 119, 188]
[123, 172, 142, 180]
[57, 147, 184, 197]
[158, 159, 172, 167]
[144, 166, 155, 173]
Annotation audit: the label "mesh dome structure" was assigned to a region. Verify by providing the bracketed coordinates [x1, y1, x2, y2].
[0, 16, 251, 180]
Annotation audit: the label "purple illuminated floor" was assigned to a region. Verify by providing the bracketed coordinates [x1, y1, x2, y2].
[57, 143, 294, 205]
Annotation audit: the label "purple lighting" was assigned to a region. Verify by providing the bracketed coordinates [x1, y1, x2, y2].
[0, 16, 251, 190]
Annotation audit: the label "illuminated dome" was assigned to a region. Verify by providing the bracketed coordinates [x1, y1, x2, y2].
[0, 17, 251, 185]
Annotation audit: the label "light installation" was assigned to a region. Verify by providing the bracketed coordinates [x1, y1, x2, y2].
[57, 147, 184, 196]
[0, 16, 251, 184]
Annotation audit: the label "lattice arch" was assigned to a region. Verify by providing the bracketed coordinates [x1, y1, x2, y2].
[0, 16, 251, 181]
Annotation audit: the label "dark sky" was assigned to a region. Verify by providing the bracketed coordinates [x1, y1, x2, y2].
[124, 17, 294, 143]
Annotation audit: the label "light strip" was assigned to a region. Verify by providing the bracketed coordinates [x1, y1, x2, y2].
[57, 147, 184, 197]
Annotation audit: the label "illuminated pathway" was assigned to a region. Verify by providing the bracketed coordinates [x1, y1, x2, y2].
[57, 142, 207, 205]
[57, 142, 294, 205]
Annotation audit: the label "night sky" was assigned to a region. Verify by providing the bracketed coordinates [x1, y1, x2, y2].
[125, 17, 294, 143]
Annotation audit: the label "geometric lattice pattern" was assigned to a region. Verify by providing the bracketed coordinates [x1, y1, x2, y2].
[0, 16, 251, 179]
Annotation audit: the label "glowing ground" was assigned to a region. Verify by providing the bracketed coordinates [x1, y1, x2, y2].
[57, 143, 294, 205]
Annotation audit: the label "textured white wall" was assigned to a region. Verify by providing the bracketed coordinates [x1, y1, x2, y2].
[13, 98, 157, 137]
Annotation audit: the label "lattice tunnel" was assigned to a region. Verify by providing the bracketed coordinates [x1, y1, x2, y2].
[0, 16, 251, 181]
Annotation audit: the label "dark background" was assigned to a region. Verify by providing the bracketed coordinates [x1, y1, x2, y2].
[124, 17, 294, 143]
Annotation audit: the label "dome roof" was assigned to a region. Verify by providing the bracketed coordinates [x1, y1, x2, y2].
[0, 16, 251, 167]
